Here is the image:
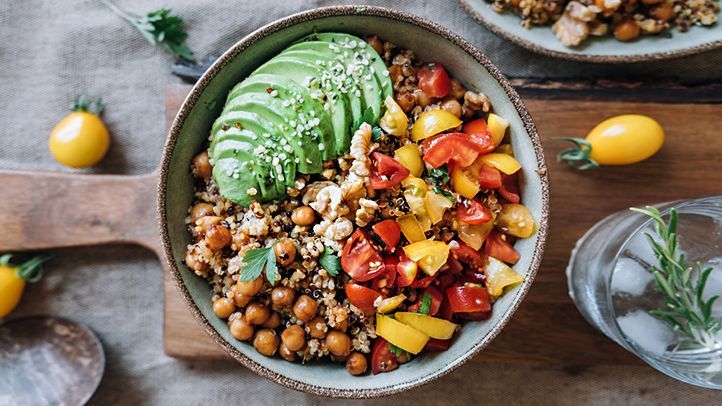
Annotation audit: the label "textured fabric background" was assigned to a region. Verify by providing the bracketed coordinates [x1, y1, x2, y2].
[1, 0, 720, 404]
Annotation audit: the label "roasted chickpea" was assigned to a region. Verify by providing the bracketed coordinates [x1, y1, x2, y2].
[614, 20, 640, 42]
[231, 289, 252, 307]
[395, 92, 416, 113]
[650, 4, 674, 21]
[325, 331, 351, 357]
[190, 203, 215, 223]
[192, 151, 213, 178]
[293, 295, 317, 322]
[366, 35, 383, 55]
[412, 89, 431, 108]
[253, 329, 280, 356]
[196, 215, 222, 233]
[332, 317, 348, 332]
[449, 79, 466, 100]
[273, 239, 297, 266]
[212, 297, 235, 319]
[595, 0, 621, 11]
[271, 286, 296, 308]
[291, 206, 315, 226]
[205, 225, 231, 251]
[245, 302, 271, 325]
[308, 317, 328, 339]
[184, 252, 207, 273]
[279, 343, 297, 362]
[229, 316, 254, 341]
[441, 98, 462, 118]
[263, 312, 281, 329]
[346, 352, 368, 376]
[281, 325, 306, 352]
[236, 277, 264, 296]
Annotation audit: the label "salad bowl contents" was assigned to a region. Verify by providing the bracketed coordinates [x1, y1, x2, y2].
[160, 6, 548, 397]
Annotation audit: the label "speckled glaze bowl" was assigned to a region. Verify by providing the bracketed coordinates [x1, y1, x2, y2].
[159, 5, 549, 398]
[460, 0, 722, 63]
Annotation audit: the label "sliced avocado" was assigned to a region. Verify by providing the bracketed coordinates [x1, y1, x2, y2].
[283, 41, 382, 126]
[212, 158, 260, 207]
[253, 56, 355, 154]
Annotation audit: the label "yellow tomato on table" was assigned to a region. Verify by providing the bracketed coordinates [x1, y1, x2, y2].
[49, 96, 110, 168]
[0, 254, 49, 318]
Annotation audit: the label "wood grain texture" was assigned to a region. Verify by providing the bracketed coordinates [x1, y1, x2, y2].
[160, 86, 722, 364]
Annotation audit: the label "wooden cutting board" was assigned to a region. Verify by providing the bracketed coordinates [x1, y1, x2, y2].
[161, 83, 722, 364]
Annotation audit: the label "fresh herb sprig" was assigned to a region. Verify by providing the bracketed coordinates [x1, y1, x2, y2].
[318, 247, 341, 277]
[238, 244, 278, 285]
[101, 0, 194, 61]
[631, 206, 721, 350]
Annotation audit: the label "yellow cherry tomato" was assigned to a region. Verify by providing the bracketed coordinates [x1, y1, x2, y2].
[376, 294, 407, 314]
[49, 96, 110, 168]
[403, 240, 450, 276]
[450, 165, 480, 199]
[485, 256, 524, 297]
[395, 144, 424, 177]
[487, 113, 509, 147]
[0, 254, 49, 318]
[478, 153, 522, 175]
[411, 109, 462, 141]
[397, 214, 427, 243]
[455, 220, 493, 250]
[395, 312, 458, 340]
[376, 314, 429, 354]
[558, 114, 664, 170]
[424, 191, 453, 225]
[379, 96, 408, 137]
[495, 204, 536, 238]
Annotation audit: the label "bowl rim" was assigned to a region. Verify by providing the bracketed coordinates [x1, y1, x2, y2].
[459, 0, 722, 63]
[158, 4, 550, 398]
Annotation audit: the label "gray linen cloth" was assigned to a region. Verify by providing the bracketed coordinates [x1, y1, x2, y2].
[1, 0, 720, 404]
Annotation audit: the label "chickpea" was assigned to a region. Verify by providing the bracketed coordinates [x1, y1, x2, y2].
[614, 20, 640, 42]
[229, 316, 254, 341]
[293, 295, 317, 322]
[253, 329, 280, 356]
[291, 206, 315, 226]
[212, 297, 235, 319]
[278, 343, 297, 362]
[281, 325, 306, 351]
[332, 317, 348, 332]
[595, 0, 621, 11]
[395, 92, 416, 113]
[345, 352, 368, 376]
[245, 302, 271, 325]
[263, 312, 281, 329]
[650, 4, 674, 21]
[231, 289, 252, 307]
[236, 277, 264, 296]
[366, 35, 383, 55]
[441, 98, 462, 118]
[190, 203, 215, 223]
[273, 239, 297, 266]
[412, 89, 432, 108]
[308, 317, 328, 339]
[449, 79, 466, 100]
[184, 252, 207, 273]
[325, 331, 351, 357]
[271, 286, 296, 308]
[196, 216, 222, 233]
[192, 151, 212, 178]
[205, 225, 231, 251]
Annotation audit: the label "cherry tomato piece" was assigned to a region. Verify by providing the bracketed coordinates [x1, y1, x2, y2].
[417, 63, 451, 99]
[410, 275, 436, 289]
[463, 118, 497, 153]
[370, 152, 410, 189]
[423, 338, 452, 352]
[396, 254, 418, 288]
[342, 229, 386, 281]
[371, 338, 399, 374]
[423, 133, 482, 169]
[373, 220, 401, 251]
[407, 286, 443, 316]
[456, 199, 492, 225]
[456, 311, 491, 321]
[450, 240, 485, 270]
[498, 172, 520, 204]
[446, 285, 492, 313]
[477, 165, 503, 189]
[372, 259, 398, 291]
[345, 284, 382, 314]
[484, 231, 521, 265]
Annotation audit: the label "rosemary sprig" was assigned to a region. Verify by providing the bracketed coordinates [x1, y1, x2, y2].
[101, 0, 194, 61]
[631, 206, 721, 350]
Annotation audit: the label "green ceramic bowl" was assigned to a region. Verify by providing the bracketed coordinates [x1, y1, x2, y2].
[460, 0, 722, 63]
[159, 5, 549, 398]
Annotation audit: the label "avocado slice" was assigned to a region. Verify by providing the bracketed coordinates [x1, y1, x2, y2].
[252, 55, 355, 154]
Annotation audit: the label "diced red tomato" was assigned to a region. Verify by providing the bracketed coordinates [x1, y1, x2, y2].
[408, 286, 443, 316]
[450, 240, 484, 270]
[372, 220, 401, 252]
[417, 63, 451, 99]
[396, 254, 418, 288]
[423, 133, 482, 169]
[456, 272, 486, 285]
[444, 256, 464, 275]
[484, 230, 521, 265]
[372, 258, 398, 291]
[371, 338, 399, 374]
[477, 165, 502, 189]
[342, 229, 386, 281]
[410, 274, 436, 289]
[423, 338, 452, 352]
[437, 297, 454, 321]
[446, 285, 492, 313]
[463, 118, 496, 153]
[456, 311, 491, 321]
[498, 172, 520, 203]
[369, 152, 410, 190]
[345, 284, 381, 314]
[456, 198, 492, 225]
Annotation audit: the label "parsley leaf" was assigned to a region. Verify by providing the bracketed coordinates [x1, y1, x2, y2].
[371, 126, 383, 142]
[318, 247, 341, 277]
[238, 244, 278, 285]
[352, 106, 376, 133]
[433, 186, 455, 204]
[388, 343, 405, 357]
[418, 294, 432, 315]
[428, 167, 450, 186]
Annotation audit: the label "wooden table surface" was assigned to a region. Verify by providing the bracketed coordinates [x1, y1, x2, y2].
[162, 82, 722, 365]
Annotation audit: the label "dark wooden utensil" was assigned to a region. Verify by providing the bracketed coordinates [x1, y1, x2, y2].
[0, 316, 105, 406]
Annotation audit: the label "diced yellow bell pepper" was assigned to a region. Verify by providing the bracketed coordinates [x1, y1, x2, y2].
[379, 96, 409, 137]
[411, 110, 462, 141]
[376, 294, 407, 314]
[397, 214, 426, 243]
[395, 144, 424, 177]
[403, 240, 450, 276]
[494, 144, 514, 156]
[456, 220, 493, 250]
[395, 312, 458, 340]
[424, 191, 453, 225]
[487, 113, 509, 147]
[479, 153, 521, 175]
[450, 165, 480, 199]
[376, 314, 429, 354]
[486, 256, 524, 297]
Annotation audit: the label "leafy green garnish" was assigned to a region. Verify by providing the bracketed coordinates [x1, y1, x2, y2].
[352, 106, 376, 133]
[371, 126, 383, 142]
[238, 245, 279, 285]
[428, 167, 450, 186]
[0, 253, 51, 283]
[70, 95, 104, 115]
[418, 294, 432, 315]
[388, 343, 404, 356]
[102, 0, 194, 61]
[433, 187, 455, 204]
[318, 247, 341, 277]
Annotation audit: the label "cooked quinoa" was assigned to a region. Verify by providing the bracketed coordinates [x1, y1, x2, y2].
[489, 0, 720, 46]
[184, 34, 533, 375]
